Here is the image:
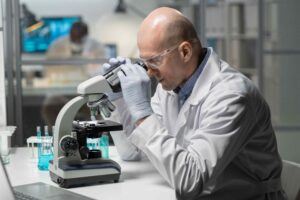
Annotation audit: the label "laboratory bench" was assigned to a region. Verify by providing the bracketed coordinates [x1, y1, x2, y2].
[5, 147, 175, 200]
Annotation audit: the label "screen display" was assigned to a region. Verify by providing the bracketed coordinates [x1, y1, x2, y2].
[22, 16, 81, 53]
[104, 44, 117, 58]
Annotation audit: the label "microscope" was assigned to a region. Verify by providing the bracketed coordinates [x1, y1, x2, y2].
[49, 60, 145, 188]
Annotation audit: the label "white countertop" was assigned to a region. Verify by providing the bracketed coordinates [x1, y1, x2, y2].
[5, 147, 175, 200]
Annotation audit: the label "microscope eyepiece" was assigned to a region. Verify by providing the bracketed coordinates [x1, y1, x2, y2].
[104, 60, 147, 93]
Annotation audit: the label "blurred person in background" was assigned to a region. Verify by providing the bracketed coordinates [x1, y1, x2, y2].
[42, 21, 105, 128]
[45, 21, 106, 83]
[47, 21, 105, 59]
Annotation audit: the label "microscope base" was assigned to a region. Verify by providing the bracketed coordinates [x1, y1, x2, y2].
[50, 170, 120, 188]
[49, 159, 121, 188]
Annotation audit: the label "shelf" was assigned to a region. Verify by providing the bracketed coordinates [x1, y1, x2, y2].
[23, 85, 77, 96]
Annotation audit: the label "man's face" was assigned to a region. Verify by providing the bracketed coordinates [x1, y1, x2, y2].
[70, 29, 85, 44]
[139, 41, 186, 91]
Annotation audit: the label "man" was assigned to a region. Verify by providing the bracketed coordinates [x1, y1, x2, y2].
[45, 21, 106, 80]
[47, 21, 105, 59]
[43, 22, 105, 127]
[105, 7, 286, 200]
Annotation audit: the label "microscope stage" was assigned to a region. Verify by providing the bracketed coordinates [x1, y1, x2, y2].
[74, 120, 123, 132]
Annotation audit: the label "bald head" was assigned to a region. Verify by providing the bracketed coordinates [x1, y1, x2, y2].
[138, 7, 201, 50]
[138, 7, 204, 91]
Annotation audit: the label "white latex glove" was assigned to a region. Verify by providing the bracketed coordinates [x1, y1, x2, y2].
[101, 56, 131, 74]
[101, 56, 131, 101]
[117, 63, 153, 123]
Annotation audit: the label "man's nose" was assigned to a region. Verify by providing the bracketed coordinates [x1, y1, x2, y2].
[147, 67, 159, 79]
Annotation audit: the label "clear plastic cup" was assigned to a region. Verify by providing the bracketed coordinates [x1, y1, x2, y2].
[0, 126, 16, 165]
[0, 139, 10, 164]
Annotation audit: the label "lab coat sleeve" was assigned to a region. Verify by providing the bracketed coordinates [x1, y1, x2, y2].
[128, 89, 255, 199]
[46, 37, 70, 59]
[106, 98, 142, 161]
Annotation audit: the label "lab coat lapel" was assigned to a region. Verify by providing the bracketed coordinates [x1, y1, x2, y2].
[187, 50, 221, 106]
[174, 50, 221, 136]
[167, 91, 180, 134]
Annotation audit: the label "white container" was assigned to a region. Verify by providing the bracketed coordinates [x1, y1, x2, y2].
[0, 126, 16, 164]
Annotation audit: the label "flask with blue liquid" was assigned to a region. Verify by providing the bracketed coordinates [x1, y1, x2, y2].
[37, 126, 53, 171]
[100, 132, 109, 159]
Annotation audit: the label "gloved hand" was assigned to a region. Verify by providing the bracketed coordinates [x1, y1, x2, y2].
[100, 56, 131, 101]
[117, 63, 153, 123]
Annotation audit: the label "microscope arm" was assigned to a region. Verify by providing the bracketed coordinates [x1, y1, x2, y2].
[77, 75, 112, 95]
[53, 75, 115, 167]
[53, 96, 88, 166]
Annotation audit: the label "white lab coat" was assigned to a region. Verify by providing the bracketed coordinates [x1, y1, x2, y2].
[46, 36, 105, 59]
[45, 36, 106, 80]
[110, 48, 287, 200]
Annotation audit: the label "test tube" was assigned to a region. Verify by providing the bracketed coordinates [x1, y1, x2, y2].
[44, 126, 49, 136]
[44, 126, 51, 150]
[36, 126, 41, 158]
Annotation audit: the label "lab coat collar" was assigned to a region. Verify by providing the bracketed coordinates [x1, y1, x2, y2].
[166, 48, 220, 105]
[168, 48, 220, 135]
[186, 47, 220, 106]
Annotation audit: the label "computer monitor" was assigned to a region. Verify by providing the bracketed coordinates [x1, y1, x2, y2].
[22, 16, 81, 53]
[104, 43, 117, 58]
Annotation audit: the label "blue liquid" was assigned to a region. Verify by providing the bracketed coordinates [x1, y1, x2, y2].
[100, 135, 109, 159]
[87, 138, 98, 151]
[38, 154, 53, 171]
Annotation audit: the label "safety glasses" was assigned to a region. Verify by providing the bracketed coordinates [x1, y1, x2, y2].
[138, 43, 180, 69]
[138, 39, 199, 70]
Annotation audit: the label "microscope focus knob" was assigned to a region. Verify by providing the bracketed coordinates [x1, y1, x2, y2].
[60, 136, 79, 154]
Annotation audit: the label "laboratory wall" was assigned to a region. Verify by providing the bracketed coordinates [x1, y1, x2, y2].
[206, 1, 258, 83]
[264, 0, 300, 163]
[205, 1, 300, 163]
[277, 1, 300, 126]
[0, 0, 6, 126]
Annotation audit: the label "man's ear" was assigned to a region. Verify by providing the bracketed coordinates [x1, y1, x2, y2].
[179, 41, 192, 62]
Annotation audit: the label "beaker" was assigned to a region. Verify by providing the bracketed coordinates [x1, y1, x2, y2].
[37, 126, 53, 171]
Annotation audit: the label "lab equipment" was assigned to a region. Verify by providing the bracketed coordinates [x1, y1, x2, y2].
[0, 126, 16, 164]
[101, 57, 147, 103]
[27, 126, 54, 159]
[102, 57, 147, 93]
[100, 132, 109, 159]
[49, 64, 127, 188]
[101, 57, 128, 101]
[36, 126, 42, 160]
[86, 137, 99, 151]
[37, 126, 53, 171]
